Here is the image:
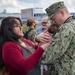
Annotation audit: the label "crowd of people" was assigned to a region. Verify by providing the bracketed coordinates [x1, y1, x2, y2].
[0, 1, 75, 75]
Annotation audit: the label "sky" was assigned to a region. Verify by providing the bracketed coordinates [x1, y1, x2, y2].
[0, 0, 75, 13]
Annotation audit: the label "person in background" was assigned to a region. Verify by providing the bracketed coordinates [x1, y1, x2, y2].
[24, 18, 41, 75]
[36, 17, 50, 35]
[36, 17, 51, 75]
[0, 17, 52, 75]
[37, 1, 75, 75]
[24, 18, 37, 43]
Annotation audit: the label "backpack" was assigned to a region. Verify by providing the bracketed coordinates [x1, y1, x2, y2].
[24, 28, 33, 39]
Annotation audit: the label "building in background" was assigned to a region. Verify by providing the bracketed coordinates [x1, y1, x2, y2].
[21, 8, 47, 25]
[0, 9, 75, 25]
[0, 8, 47, 25]
[70, 13, 75, 16]
[0, 9, 21, 24]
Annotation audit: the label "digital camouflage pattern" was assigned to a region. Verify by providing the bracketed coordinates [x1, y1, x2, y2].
[44, 18, 75, 75]
[27, 29, 37, 42]
[45, 1, 66, 19]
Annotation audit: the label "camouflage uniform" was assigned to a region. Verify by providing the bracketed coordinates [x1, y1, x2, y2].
[27, 29, 37, 42]
[44, 18, 75, 75]
[44, 1, 75, 75]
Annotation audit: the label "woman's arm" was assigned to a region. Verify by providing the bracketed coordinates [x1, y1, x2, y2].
[2, 42, 44, 73]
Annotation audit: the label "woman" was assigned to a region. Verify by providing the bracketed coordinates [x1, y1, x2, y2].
[24, 18, 37, 43]
[0, 17, 52, 75]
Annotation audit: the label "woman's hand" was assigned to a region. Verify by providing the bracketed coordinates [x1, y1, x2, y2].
[40, 42, 51, 51]
[19, 39, 33, 54]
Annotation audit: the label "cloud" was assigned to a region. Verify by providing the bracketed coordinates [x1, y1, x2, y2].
[0, 0, 17, 6]
[0, 0, 18, 12]
[0, 0, 75, 13]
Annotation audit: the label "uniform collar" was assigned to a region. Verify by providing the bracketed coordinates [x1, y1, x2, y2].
[64, 16, 72, 23]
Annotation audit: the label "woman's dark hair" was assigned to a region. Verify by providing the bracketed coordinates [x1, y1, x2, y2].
[0, 17, 22, 70]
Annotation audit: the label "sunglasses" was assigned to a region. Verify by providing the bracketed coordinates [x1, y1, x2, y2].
[42, 22, 47, 24]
